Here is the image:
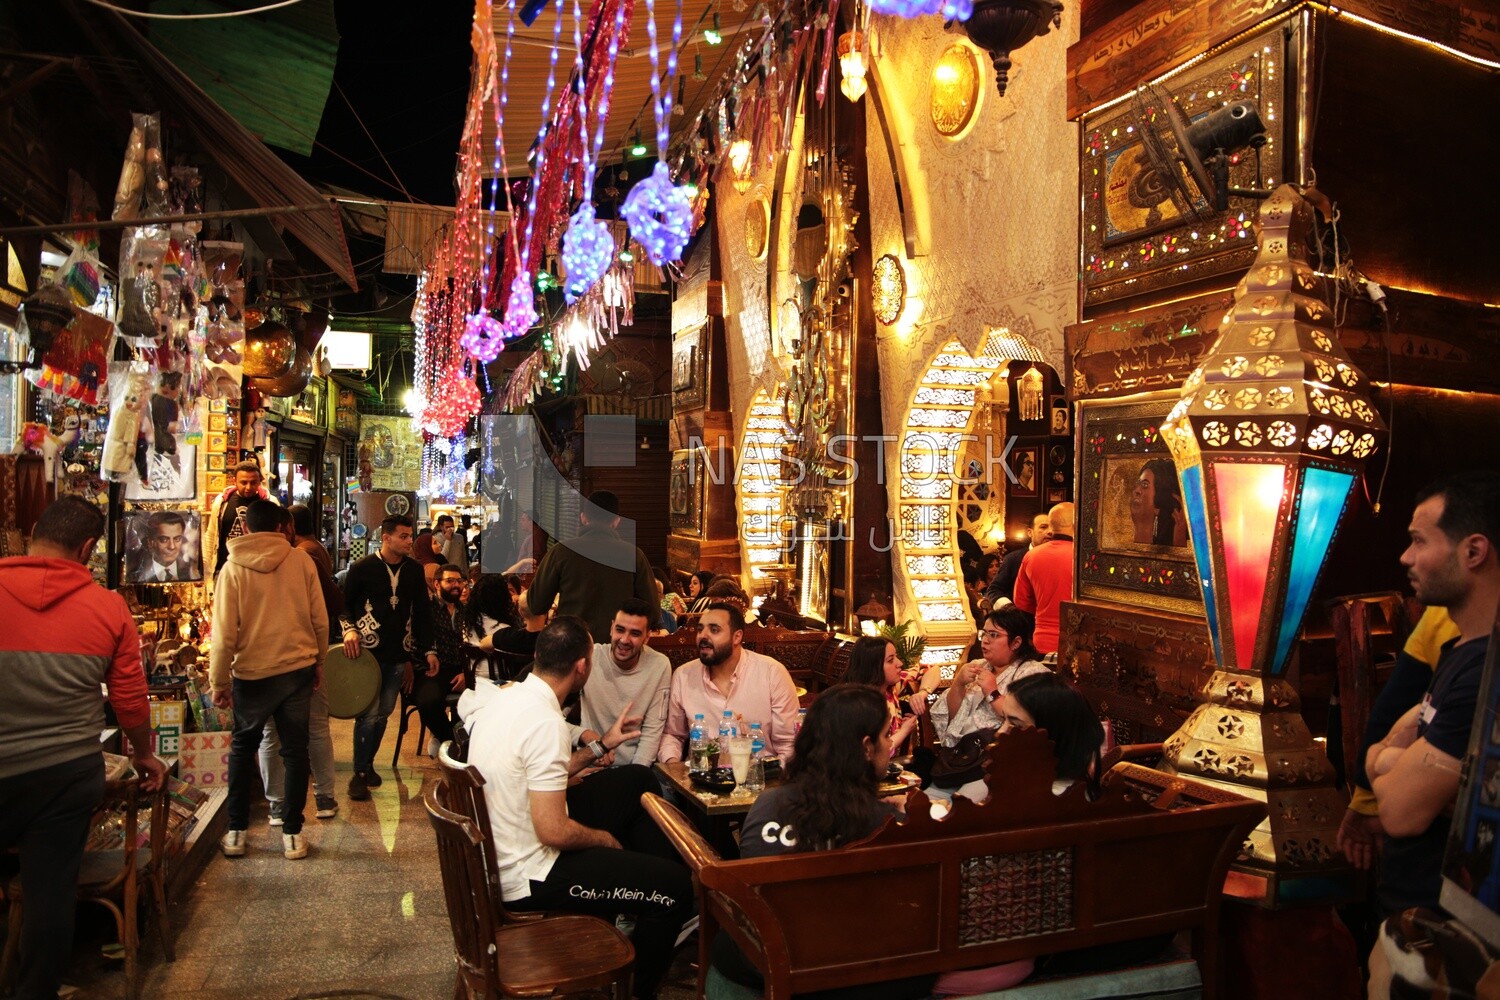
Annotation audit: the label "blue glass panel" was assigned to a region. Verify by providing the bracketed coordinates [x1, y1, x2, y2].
[1272, 467, 1354, 675]
[1180, 464, 1222, 668]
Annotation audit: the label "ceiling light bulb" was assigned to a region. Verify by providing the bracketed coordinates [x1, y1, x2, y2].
[726, 138, 754, 193]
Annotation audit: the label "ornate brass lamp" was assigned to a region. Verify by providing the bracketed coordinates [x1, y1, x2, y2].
[1158, 184, 1387, 906]
[959, 0, 1062, 97]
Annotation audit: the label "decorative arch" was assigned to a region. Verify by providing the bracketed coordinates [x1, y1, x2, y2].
[737, 387, 791, 586]
[895, 329, 1049, 679]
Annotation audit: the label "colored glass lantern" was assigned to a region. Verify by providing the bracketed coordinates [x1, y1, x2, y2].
[1158, 184, 1387, 905]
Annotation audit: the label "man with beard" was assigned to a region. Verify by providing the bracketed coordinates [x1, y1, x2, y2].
[572, 599, 671, 767]
[657, 601, 800, 764]
[415, 563, 470, 754]
[1367, 472, 1500, 917]
[211, 461, 273, 576]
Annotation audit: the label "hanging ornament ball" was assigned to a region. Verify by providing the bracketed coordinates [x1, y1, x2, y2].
[461, 311, 506, 363]
[250, 345, 313, 396]
[316, 347, 333, 377]
[562, 203, 615, 304]
[500, 273, 539, 340]
[621, 162, 694, 267]
[243, 321, 297, 378]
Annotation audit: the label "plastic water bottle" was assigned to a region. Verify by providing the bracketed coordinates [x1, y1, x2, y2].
[744, 722, 767, 792]
[796, 707, 808, 735]
[689, 714, 707, 770]
[749, 722, 765, 759]
[718, 711, 736, 767]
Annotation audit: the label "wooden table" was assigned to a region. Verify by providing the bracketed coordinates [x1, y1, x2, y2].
[654, 761, 911, 818]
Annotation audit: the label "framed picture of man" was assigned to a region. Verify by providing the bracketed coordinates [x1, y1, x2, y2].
[1009, 447, 1039, 498]
[122, 509, 203, 585]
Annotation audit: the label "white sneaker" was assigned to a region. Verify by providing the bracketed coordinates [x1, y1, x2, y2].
[283, 832, 308, 860]
[268, 802, 284, 828]
[221, 829, 247, 857]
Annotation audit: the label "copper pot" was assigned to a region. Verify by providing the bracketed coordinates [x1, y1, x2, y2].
[243, 321, 296, 378]
[251, 345, 313, 396]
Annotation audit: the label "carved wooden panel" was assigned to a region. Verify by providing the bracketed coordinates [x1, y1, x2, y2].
[959, 849, 1075, 946]
[1061, 600, 1217, 744]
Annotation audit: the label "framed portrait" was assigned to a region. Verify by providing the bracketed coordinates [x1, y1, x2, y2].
[1047, 488, 1068, 504]
[1008, 447, 1039, 498]
[206, 453, 226, 471]
[1077, 394, 1202, 615]
[1049, 396, 1070, 437]
[1079, 23, 1290, 308]
[668, 449, 705, 537]
[121, 508, 203, 585]
[208, 413, 227, 432]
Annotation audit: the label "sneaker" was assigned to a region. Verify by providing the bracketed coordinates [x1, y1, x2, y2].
[315, 794, 339, 819]
[220, 829, 247, 857]
[283, 832, 308, 860]
[364, 768, 383, 788]
[347, 773, 370, 801]
[268, 802, 284, 828]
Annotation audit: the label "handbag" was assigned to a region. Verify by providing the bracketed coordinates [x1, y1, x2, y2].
[929, 727, 998, 789]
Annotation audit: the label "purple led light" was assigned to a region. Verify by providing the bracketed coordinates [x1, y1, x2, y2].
[461, 310, 505, 363]
[621, 162, 693, 266]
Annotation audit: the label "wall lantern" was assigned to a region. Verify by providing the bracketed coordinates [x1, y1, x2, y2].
[931, 43, 981, 137]
[872, 253, 906, 324]
[726, 138, 754, 194]
[960, 0, 1063, 97]
[838, 30, 869, 103]
[1159, 183, 1387, 905]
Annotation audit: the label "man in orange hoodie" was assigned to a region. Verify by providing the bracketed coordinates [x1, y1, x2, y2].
[0, 497, 165, 1000]
[211, 500, 328, 861]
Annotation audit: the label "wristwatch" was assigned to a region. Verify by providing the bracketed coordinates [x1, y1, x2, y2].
[587, 739, 608, 760]
[986, 688, 1002, 704]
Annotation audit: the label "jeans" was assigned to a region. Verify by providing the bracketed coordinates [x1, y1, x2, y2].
[260, 684, 336, 803]
[228, 666, 314, 834]
[0, 753, 105, 1000]
[511, 766, 694, 999]
[352, 658, 406, 775]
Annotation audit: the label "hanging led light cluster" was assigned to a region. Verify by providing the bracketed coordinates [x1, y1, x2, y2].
[869, 0, 972, 21]
[561, 0, 627, 303]
[621, 0, 694, 266]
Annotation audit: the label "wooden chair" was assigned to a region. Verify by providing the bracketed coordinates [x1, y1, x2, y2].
[434, 743, 546, 925]
[422, 782, 634, 999]
[0, 775, 175, 1000]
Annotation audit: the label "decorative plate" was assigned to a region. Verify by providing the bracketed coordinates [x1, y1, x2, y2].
[351, 522, 368, 539]
[384, 493, 410, 516]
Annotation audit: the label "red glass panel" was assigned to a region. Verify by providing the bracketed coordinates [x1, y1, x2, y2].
[1213, 462, 1286, 670]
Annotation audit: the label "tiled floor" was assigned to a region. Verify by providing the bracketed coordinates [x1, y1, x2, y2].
[51, 716, 699, 1000]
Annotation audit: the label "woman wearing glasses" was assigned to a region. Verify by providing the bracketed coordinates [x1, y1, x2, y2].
[925, 606, 1050, 806]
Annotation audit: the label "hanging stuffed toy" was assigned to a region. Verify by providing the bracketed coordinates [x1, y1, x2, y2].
[101, 362, 152, 478]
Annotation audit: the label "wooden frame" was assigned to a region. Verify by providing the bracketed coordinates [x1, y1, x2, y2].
[1077, 395, 1202, 616]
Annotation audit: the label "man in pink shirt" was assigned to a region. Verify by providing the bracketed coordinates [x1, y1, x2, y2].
[658, 602, 801, 763]
[1014, 501, 1075, 656]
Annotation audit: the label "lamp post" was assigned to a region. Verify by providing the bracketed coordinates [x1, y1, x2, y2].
[1159, 183, 1386, 906]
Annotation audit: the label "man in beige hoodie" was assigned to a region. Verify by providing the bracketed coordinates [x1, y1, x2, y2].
[211, 499, 328, 860]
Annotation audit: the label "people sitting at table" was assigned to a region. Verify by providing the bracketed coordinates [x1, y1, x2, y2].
[843, 636, 924, 757]
[927, 606, 1050, 804]
[467, 574, 544, 681]
[712, 684, 939, 1000]
[571, 599, 672, 767]
[657, 601, 800, 763]
[996, 672, 1105, 800]
[457, 616, 695, 999]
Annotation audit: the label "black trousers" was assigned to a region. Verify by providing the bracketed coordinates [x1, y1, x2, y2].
[0, 752, 106, 1000]
[510, 765, 694, 999]
[413, 672, 459, 744]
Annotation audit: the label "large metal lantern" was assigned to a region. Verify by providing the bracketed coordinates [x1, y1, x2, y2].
[251, 346, 313, 397]
[243, 320, 296, 379]
[1158, 183, 1387, 906]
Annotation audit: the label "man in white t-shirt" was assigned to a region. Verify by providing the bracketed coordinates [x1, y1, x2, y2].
[572, 599, 671, 767]
[457, 615, 694, 999]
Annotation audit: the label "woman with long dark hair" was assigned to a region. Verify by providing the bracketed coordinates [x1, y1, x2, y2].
[843, 636, 923, 756]
[997, 672, 1105, 800]
[685, 570, 715, 612]
[712, 684, 935, 999]
[465, 574, 540, 681]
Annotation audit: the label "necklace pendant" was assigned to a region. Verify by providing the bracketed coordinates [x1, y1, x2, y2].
[390, 594, 399, 609]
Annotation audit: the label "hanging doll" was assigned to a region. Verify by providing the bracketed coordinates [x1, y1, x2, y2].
[101, 364, 152, 478]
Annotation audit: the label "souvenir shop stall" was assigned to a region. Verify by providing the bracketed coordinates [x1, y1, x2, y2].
[0, 104, 351, 897]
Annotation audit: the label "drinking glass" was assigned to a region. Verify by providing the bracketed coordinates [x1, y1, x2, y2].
[728, 737, 752, 785]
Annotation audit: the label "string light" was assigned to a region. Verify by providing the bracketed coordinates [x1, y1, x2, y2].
[561, 0, 624, 305]
[460, 310, 505, 362]
[869, 0, 972, 21]
[621, 0, 692, 267]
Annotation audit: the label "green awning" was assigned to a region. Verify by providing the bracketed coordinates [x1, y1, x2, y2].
[146, 0, 339, 157]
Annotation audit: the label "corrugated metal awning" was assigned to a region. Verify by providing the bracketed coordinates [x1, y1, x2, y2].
[96, 5, 358, 290]
[582, 392, 672, 422]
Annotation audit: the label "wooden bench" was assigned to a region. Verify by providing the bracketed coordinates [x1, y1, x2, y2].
[643, 730, 1264, 1000]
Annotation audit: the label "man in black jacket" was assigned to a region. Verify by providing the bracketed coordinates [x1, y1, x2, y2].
[526, 491, 658, 642]
[338, 514, 439, 800]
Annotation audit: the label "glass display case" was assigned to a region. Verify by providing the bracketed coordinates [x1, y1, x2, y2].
[321, 445, 344, 570]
